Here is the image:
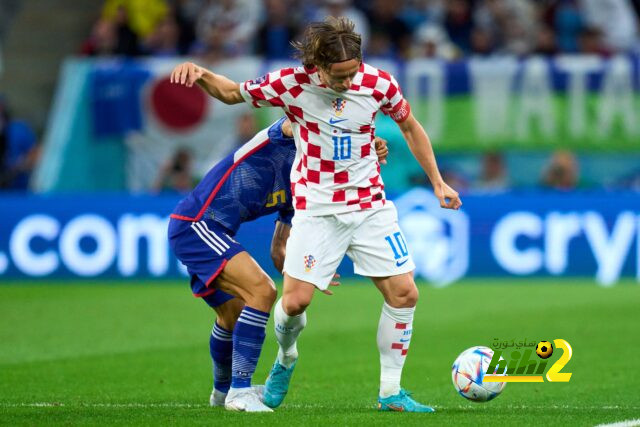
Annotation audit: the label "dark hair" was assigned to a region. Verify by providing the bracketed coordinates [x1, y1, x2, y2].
[291, 16, 362, 70]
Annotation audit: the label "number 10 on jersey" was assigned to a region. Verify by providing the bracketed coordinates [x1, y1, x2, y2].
[332, 135, 351, 160]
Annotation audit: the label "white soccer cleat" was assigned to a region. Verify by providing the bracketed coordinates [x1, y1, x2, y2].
[253, 384, 265, 402]
[209, 389, 227, 407]
[224, 387, 273, 412]
[210, 385, 265, 407]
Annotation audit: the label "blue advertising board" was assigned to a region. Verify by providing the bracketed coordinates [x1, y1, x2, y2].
[0, 190, 638, 285]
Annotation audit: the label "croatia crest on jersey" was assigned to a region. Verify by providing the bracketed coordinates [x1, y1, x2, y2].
[304, 255, 317, 272]
[332, 98, 347, 116]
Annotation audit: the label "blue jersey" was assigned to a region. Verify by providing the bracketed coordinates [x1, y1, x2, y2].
[170, 118, 296, 234]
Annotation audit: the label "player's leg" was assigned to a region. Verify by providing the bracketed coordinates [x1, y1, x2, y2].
[169, 218, 274, 412]
[263, 274, 314, 408]
[276, 274, 314, 365]
[213, 251, 277, 412]
[371, 273, 434, 412]
[371, 273, 418, 398]
[273, 273, 338, 366]
[264, 214, 351, 408]
[206, 296, 244, 406]
[347, 203, 434, 412]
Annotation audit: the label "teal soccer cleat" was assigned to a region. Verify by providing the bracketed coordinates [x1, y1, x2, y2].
[377, 389, 436, 413]
[263, 360, 296, 408]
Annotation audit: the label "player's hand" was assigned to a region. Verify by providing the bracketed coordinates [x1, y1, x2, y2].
[281, 119, 293, 138]
[170, 62, 205, 88]
[321, 273, 341, 295]
[434, 180, 462, 210]
[374, 137, 389, 164]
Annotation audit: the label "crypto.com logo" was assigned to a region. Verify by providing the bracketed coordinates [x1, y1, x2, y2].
[394, 188, 469, 286]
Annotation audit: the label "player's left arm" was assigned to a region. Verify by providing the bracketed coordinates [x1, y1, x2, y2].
[396, 111, 462, 210]
[270, 220, 291, 273]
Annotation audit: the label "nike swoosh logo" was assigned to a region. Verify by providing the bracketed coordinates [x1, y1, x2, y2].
[329, 117, 347, 124]
[396, 259, 409, 267]
[399, 338, 410, 342]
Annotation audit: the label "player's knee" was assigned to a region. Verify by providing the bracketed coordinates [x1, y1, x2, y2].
[263, 278, 278, 306]
[255, 276, 277, 306]
[388, 284, 419, 308]
[243, 275, 277, 311]
[282, 293, 309, 316]
[406, 285, 419, 306]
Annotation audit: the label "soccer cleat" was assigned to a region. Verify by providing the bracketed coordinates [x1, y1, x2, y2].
[225, 387, 273, 412]
[209, 389, 227, 407]
[253, 384, 265, 401]
[263, 360, 296, 408]
[210, 385, 265, 408]
[377, 389, 436, 413]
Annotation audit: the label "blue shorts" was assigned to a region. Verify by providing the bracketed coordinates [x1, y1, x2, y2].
[168, 218, 244, 308]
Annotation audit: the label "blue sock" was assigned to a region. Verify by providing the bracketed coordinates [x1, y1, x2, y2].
[231, 306, 269, 389]
[210, 322, 233, 393]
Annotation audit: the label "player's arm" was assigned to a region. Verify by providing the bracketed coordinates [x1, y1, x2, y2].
[396, 112, 462, 210]
[170, 62, 244, 105]
[270, 220, 291, 272]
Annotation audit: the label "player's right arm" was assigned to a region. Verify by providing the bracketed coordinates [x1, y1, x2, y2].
[380, 72, 460, 210]
[397, 111, 462, 210]
[170, 62, 244, 105]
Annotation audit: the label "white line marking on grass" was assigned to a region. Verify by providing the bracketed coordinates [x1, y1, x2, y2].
[12, 403, 65, 407]
[595, 420, 640, 427]
[2, 403, 640, 412]
[447, 405, 640, 411]
[0, 402, 209, 409]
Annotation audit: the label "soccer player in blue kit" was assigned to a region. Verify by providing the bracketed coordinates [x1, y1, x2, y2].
[168, 117, 388, 412]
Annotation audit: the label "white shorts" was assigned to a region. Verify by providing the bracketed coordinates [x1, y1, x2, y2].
[283, 201, 415, 290]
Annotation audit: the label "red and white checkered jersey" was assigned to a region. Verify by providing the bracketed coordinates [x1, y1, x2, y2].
[239, 62, 411, 216]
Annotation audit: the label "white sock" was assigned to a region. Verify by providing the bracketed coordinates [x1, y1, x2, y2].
[274, 297, 306, 368]
[377, 302, 415, 398]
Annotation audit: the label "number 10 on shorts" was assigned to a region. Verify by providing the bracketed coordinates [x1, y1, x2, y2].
[385, 232, 409, 260]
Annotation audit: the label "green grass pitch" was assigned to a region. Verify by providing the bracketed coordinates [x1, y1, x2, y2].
[1, 279, 638, 426]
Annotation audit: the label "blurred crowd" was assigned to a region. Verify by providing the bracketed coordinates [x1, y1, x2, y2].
[82, 0, 640, 61]
[4, 0, 640, 193]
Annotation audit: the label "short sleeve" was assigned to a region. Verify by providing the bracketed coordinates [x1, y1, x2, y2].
[240, 68, 296, 109]
[380, 75, 411, 123]
[277, 208, 294, 225]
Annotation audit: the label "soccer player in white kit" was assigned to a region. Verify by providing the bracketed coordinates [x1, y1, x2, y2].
[170, 17, 461, 412]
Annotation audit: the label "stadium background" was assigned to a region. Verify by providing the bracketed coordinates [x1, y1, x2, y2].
[1, 0, 639, 425]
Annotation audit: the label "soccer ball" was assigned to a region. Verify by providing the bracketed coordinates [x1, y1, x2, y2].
[536, 341, 553, 359]
[452, 346, 506, 402]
